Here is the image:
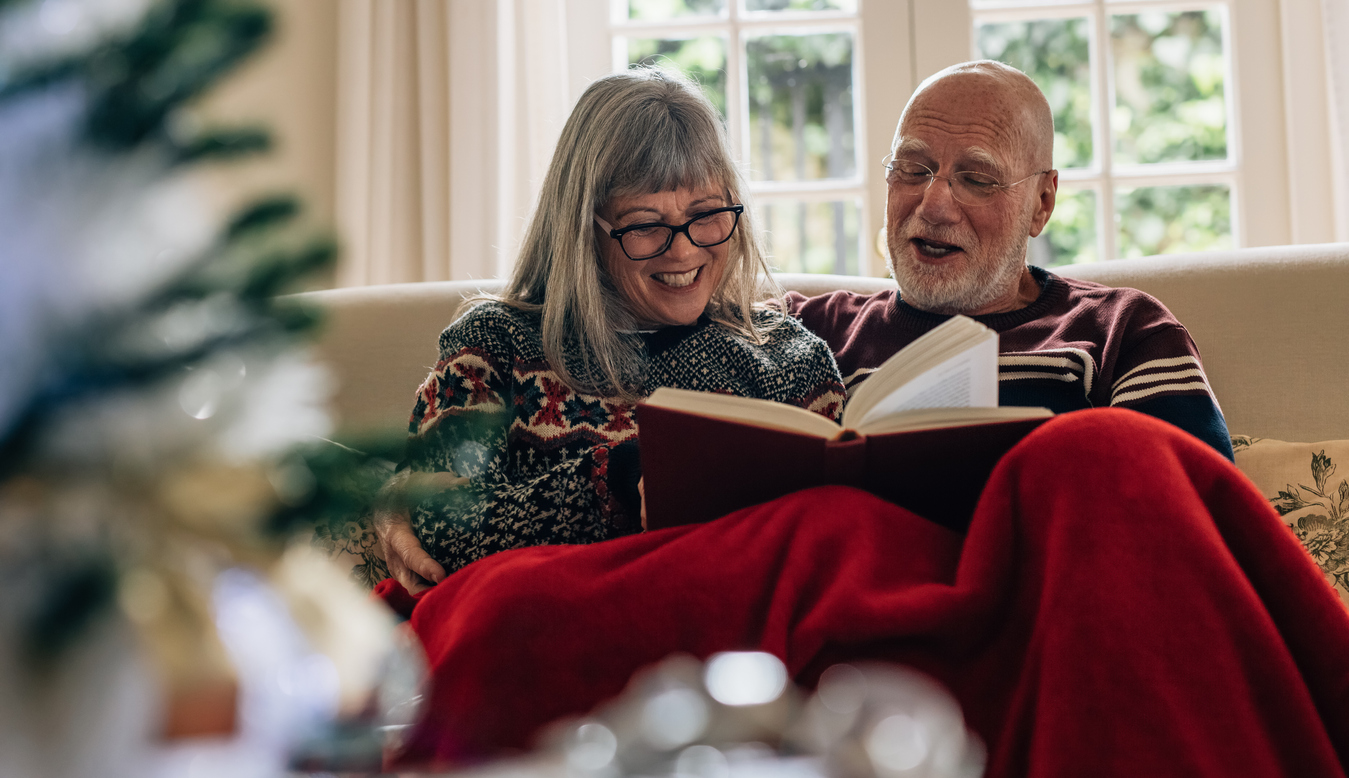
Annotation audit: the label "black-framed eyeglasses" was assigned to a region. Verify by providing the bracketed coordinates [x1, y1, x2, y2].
[594, 204, 744, 261]
[882, 153, 1051, 207]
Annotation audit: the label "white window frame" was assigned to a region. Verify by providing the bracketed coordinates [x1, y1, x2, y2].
[543, 0, 1335, 280]
[970, 0, 1309, 258]
[977, 1, 1237, 261]
[566, 0, 970, 276]
[609, 2, 874, 274]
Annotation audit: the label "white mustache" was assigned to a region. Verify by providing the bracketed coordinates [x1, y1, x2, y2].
[902, 223, 973, 248]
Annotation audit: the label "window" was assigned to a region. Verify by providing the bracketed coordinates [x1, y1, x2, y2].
[565, 0, 1300, 275]
[972, 0, 1293, 264]
[567, 0, 967, 277]
[608, 0, 868, 274]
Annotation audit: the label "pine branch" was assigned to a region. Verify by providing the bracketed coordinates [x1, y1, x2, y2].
[172, 125, 271, 164]
[85, 1, 273, 149]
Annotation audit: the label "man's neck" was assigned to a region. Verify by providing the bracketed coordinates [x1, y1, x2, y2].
[959, 266, 1042, 317]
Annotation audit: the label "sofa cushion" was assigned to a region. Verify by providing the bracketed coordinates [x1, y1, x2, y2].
[1060, 244, 1349, 441]
[1232, 435, 1349, 604]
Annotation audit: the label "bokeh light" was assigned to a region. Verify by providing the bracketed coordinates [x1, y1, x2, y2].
[704, 651, 788, 707]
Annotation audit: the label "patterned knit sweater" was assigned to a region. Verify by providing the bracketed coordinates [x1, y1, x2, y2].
[402, 301, 845, 574]
[786, 266, 1234, 459]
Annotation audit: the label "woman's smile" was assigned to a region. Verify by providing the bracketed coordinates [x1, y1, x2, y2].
[651, 265, 703, 289]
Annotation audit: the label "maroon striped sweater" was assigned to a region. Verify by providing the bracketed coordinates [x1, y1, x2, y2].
[786, 266, 1233, 459]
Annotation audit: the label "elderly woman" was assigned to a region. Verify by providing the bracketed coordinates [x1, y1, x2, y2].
[371, 68, 846, 592]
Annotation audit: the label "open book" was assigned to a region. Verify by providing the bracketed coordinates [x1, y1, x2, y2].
[637, 315, 1052, 531]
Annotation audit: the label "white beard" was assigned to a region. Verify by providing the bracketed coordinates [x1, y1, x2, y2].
[888, 210, 1034, 315]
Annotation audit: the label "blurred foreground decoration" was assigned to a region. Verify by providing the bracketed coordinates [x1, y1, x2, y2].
[0, 1, 417, 776]
[548, 653, 985, 778]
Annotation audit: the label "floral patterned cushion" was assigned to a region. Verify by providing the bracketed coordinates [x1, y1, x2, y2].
[1232, 435, 1349, 605]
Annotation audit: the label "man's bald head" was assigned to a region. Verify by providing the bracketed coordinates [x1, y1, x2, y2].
[884, 59, 1059, 316]
[894, 60, 1054, 171]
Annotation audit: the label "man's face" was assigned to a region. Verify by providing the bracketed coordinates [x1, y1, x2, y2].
[884, 77, 1055, 315]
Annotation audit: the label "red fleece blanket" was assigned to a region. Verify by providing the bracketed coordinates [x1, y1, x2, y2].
[379, 409, 1349, 776]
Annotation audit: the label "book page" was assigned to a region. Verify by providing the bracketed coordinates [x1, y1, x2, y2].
[851, 335, 999, 430]
[643, 387, 842, 438]
[860, 405, 1052, 436]
[844, 316, 990, 426]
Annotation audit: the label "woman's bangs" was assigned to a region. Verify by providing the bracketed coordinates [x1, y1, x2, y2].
[608, 112, 728, 200]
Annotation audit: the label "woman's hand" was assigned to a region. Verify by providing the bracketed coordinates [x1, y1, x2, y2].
[374, 471, 465, 593]
[639, 477, 647, 530]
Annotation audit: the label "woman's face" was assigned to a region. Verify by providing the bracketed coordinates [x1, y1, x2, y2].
[596, 184, 732, 328]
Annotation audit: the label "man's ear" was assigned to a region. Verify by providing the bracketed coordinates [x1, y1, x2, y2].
[1028, 170, 1058, 238]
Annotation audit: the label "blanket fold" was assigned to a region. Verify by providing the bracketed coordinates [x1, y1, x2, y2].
[388, 408, 1349, 777]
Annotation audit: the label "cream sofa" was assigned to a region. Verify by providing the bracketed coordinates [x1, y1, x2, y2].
[297, 242, 1349, 447]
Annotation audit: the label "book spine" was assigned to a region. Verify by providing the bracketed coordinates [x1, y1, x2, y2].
[823, 432, 868, 488]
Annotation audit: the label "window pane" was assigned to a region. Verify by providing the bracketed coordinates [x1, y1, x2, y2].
[745, 0, 857, 11]
[759, 199, 861, 274]
[972, 0, 1087, 8]
[746, 32, 856, 182]
[1030, 188, 1097, 267]
[1116, 184, 1232, 257]
[976, 17, 1092, 170]
[628, 37, 728, 117]
[1111, 10, 1228, 165]
[627, 0, 725, 21]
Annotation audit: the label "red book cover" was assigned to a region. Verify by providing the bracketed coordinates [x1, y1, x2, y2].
[638, 403, 1048, 532]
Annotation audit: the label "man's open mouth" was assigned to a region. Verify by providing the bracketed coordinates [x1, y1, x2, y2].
[912, 238, 963, 258]
[652, 266, 701, 288]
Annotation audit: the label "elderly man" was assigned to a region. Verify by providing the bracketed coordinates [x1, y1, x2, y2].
[789, 60, 1234, 459]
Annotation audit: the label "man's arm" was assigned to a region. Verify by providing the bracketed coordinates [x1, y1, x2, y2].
[1108, 328, 1234, 461]
[1123, 394, 1234, 460]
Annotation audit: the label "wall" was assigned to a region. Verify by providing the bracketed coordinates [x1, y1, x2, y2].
[196, 0, 339, 285]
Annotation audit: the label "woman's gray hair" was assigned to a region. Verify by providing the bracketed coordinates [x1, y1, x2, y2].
[487, 66, 780, 400]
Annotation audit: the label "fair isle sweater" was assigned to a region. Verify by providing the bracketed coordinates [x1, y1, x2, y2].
[786, 266, 1234, 460]
[402, 301, 846, 574]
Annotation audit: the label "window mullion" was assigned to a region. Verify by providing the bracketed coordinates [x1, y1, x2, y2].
[727, 22, 743, 168]
[1092, 0, 1117, 261]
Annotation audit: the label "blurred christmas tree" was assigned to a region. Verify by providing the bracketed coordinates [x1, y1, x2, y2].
[0, 1, 413, 775]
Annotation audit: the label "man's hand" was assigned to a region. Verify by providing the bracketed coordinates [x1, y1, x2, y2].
[373, 471, 465, 593]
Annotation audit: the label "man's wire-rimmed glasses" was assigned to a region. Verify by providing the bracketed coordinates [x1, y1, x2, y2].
[595, 204, 744, 261]
[883, 153, 1050, 207]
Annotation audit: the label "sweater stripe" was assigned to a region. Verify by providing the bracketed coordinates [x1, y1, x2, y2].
[1113, 367, 1210, 394]
[843, 367, 877, 392]
[1000, 371, 1081, 383]
[1110, 356, 1214, 405]
[1113, 355, 1203, 387]
[1112, 380, 1215, 405]
[999, 348, 1095, 394]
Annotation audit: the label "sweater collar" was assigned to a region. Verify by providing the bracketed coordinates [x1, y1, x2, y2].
[892, 266, 1064, 331]
[638, 313, 712, 356]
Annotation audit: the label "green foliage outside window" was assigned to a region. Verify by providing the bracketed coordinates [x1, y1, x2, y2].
[746, 32, 855, 182]
[629, 36, 729, 117]
[1112, 11, 1228, 165]
[746, 0, 856, 11]
[628, 0, 724, 20]
[628, 25, 860, 273]
[759, 200, 860, 275]
[1031, 188, 1097, 267]
[1117, 185, 1232, 258]
[980, 9, 1232, 263]
[627, 0, 853, 18]
[976, 18, 1093, 171]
